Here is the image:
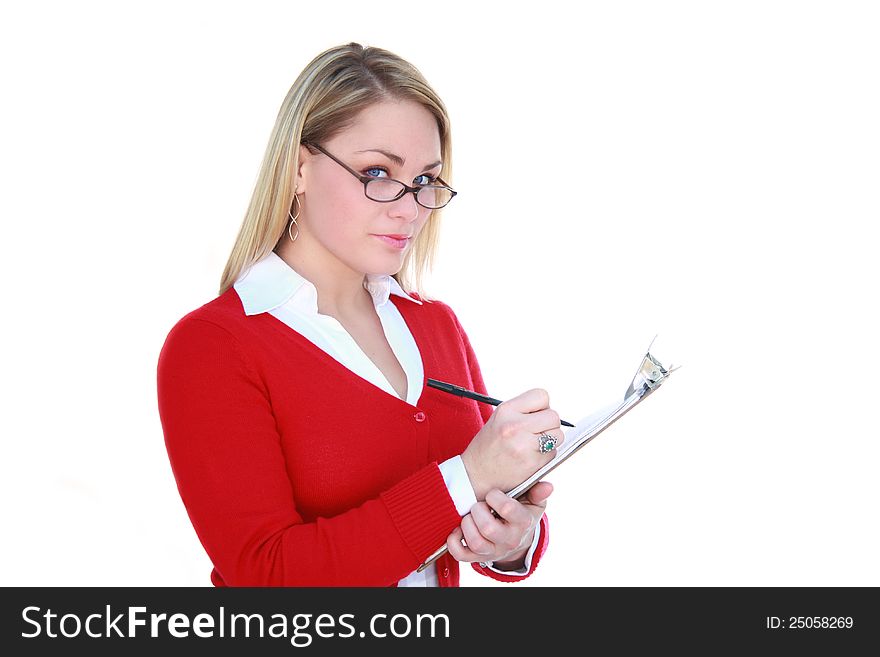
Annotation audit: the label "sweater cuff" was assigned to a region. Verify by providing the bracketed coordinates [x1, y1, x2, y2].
[472, 513, 550, 583]
[381, 463, 462, 561]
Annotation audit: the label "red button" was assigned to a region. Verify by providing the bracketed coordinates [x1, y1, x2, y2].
[414, 411, 426, 422]
[441, 566, 450, 578]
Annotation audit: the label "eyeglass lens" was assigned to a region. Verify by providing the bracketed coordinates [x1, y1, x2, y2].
[365, 179, 453, 209]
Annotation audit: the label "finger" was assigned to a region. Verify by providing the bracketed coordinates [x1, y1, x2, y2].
[485, 489, 531, 526]
[531, 426, 566, 452]
[521, 408, 564, 435]
[446, 526, 486, 564]
[515, 428, 565, 465]
[460, 513, 495, 556]
[445, 527, 470, 562]
[501, 388, 550, 414]
[470, 501, 508, 544]
[525, 481, 554, 507]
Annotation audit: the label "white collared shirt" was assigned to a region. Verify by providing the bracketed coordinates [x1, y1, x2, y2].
[234, 252, 538, 586]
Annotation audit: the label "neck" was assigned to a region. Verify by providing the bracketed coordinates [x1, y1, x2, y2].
[274, 238, 373, 318]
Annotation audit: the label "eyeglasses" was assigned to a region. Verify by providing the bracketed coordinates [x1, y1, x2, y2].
[304, 142, 457, 210]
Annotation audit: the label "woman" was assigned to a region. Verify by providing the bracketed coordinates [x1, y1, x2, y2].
[156, 43, 565, 586]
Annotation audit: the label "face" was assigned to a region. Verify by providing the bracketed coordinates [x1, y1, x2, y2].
[295, 99, 442, 278]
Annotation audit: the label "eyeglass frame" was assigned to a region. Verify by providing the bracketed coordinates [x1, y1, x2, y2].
[302, 141, 457, 210]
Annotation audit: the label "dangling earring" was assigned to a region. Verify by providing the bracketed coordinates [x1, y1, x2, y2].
[288, 192, 302, 242]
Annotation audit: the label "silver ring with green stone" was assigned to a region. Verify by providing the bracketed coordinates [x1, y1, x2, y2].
[538, 432, 558, 454]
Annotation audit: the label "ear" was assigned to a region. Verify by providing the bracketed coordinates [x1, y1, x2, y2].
[294, 143, 312, 194]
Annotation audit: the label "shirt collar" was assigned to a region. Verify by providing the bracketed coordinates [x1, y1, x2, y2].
[233, 251, 422, 316]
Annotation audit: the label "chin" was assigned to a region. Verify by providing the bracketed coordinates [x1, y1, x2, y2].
[365, 266, 403, 278]
[362, 255, 406, 277]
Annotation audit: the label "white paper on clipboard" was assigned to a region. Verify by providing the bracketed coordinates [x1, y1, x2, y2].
[416, 341, 677, 573]
[506, 344, 678, 499]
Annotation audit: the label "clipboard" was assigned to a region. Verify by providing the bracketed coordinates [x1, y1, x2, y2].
[416, 341, 677, 573]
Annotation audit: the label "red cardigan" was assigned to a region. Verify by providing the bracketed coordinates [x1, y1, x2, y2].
[157, 287, 549, 586]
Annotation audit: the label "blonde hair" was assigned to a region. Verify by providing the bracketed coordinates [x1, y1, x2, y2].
[219, 43, 452, 299]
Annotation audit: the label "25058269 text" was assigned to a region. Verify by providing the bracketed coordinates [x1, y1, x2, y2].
[765, 616, 854, 630]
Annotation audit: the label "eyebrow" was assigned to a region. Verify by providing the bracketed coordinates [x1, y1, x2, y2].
[354, 148, 442, 171]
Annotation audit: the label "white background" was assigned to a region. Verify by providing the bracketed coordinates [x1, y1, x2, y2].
[1, 0, 877, 587]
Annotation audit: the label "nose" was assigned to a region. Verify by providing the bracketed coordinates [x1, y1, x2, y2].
[386, 190, 420, 222]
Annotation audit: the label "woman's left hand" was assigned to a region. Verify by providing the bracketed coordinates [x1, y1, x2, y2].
[445, 482, 552, 569]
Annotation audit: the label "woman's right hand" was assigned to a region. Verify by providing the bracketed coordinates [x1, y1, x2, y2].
[460, 388, 564, 500]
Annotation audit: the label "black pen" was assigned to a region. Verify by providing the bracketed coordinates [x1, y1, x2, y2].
[426, 378, 575, 427]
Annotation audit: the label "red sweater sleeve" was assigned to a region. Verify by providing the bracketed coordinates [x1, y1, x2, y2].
[446, 307, 551, 582]
[157, 317, 462, 586]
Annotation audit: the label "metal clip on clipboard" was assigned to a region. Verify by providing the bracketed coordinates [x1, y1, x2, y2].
[416, 340, 678, 574]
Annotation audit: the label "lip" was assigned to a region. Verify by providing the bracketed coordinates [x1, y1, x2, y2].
[372, 234, 412, 250]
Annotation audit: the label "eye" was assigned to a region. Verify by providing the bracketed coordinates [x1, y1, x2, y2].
[414, 174, 437, 186]
[364, 166, 389, 178]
